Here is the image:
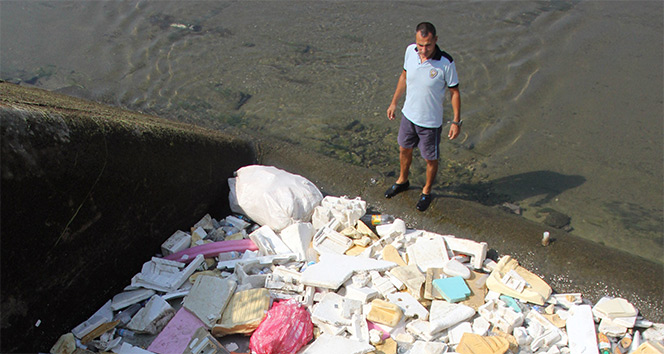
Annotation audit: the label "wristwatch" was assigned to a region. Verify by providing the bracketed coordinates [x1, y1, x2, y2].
[451, 120, 463, 127]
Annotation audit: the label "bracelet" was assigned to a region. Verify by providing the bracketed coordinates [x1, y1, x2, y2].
[451, 120, 463, 127]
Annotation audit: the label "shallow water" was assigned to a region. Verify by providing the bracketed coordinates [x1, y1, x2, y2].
[1, 1, 662, 263]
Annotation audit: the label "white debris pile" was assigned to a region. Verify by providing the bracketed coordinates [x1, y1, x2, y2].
[51, 166, 664, 354]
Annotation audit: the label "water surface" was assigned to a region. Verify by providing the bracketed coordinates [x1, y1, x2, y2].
[1, 0, 662, 262]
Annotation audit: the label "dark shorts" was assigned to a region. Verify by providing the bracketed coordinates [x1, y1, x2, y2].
[397, 115, 442, 161]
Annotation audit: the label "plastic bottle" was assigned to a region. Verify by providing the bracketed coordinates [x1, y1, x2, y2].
[113, 303, 142, 326]
[598, 333, 612, 354]
[116, 328, 135, 337]
[360, 214, 395, 226]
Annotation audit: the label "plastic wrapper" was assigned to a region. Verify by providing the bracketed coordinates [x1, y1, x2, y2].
[249, 299, 314, 354]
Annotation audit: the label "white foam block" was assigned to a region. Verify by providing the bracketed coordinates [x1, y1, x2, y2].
[183, 275, 237, 328]
[301, 253, 396, 289]
[111, 289, 155, 311]
[567, 305, 599, 354]
[300, 333, 375, 354]
[407, 235, 449, 272]
[280, 222, 314, 261]
[386, 292, 429, 320]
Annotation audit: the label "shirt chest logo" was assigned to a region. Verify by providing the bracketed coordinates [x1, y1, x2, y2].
[429, 69, 438, 79]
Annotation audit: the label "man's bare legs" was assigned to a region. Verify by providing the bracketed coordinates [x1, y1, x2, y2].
[422, 159, 438, 195]
[396, 146, 413, 184]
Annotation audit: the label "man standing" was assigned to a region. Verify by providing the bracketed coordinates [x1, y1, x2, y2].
[385, 22, 461, 212]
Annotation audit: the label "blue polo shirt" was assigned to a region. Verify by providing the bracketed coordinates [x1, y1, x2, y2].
[402, 43, 459, 128]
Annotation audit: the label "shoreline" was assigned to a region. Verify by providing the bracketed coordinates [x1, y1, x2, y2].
[1, 80, 661, 328]
[253, 133, 664, 322]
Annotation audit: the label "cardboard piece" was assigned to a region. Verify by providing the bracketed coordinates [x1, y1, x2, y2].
[389, 265, 425, 299]
[213, 288, 271, 335]
[456, 333, 510, 354]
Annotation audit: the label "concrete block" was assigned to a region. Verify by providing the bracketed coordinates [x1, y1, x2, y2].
[71, 300, 113, 339]
[300, 333, 375, 354]
[131, 254, 205, 292]
[280, 222, 314, 261]
[249, 225, 292, 256]
[127, 295, 176, 335]
[147, 307, 206, 354]
[407, 235, 449, 272]
[183, 275, 237, 328]
[386, 292, 429, 320]
[111, 289, 155, 311]
[366, 299, 403, 327]
[162, 230, 192, 256]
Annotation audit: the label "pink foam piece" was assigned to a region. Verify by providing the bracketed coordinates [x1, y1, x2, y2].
[164, 239, 258, 263]
[147, 307, 206, 354]
[367, 320, 390, 340]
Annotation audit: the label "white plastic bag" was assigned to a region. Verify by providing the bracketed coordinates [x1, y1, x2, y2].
[229, 165, 323, 231]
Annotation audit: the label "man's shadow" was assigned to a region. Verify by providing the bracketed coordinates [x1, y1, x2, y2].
[437, 170, 586, 207]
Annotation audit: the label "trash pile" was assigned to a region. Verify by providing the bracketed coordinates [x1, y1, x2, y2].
[51, 166, 664, 354]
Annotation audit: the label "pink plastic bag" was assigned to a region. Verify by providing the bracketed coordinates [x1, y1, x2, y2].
[249, 299, 314, 354]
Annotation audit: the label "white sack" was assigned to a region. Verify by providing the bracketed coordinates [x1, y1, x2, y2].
[229, 165, 323, 231]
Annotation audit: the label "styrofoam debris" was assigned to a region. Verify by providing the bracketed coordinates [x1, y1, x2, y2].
[55, 189, 661, 354]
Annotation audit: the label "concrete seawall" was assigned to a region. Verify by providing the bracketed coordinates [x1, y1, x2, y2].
[1, 82, 256, 352]
[1, 82, 661, 352]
